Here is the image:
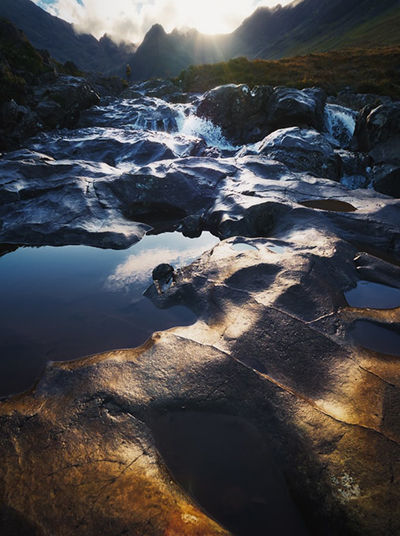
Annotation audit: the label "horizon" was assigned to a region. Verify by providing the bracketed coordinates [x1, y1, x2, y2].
[33, 0, 293, 44]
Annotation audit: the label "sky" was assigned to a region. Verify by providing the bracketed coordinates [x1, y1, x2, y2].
[33, 0, 293, 44]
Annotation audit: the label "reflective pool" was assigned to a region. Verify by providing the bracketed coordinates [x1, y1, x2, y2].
[0, 232, 218, 397]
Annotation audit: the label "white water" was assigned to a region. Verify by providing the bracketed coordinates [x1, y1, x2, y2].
[176, 108, 237, 150]
[324, 104, 357, 147]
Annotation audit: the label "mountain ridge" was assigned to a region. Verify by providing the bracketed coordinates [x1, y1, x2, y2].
[0, 0, 399, 80]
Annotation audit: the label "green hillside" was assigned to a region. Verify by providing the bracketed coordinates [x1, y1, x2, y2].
[282, 6, 400, 57]
[177, 46, 400, 97]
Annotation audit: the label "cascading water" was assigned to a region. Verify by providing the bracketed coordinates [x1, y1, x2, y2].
[324, 103, 357, 148]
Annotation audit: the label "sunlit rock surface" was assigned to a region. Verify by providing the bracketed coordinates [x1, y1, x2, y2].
[0, 81, 400, 535]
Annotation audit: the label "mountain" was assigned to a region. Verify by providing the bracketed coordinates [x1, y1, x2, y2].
[126, 24, 225, 80]
[228, 0, 400, 59]
[0, 0, 135, 74]
[0, 0, 399, 80]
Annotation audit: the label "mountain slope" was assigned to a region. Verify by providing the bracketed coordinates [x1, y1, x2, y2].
[229, 0, 400, 59]
[0, 0, 399, 80]
[0, 0, 134, 74]
[127, 25, 226, 80]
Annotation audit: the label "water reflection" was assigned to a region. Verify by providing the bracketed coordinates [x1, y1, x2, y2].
[106, 245, 209, 292]
[0, 232, 218, 397]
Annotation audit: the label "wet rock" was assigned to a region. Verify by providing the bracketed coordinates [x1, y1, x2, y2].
[103, 157, 238, 226]
[0, 100, 40, 150]
[328, 89, 393, 111]
[33, 75, 100, 129]
[197, 84, 273, 144]
[353, 103, 400, 165]
[197, 85, 327, 145]
[371, 164, 400, 198]
[86, 73, 128, 98]
[2, 230, 400, 535]
[257, 127, 341, 180]
[152, 263, 175, 292]
[267, 86, 326, 132]
[0, 149, 149, 248]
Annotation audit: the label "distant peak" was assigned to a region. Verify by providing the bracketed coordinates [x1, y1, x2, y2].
[145, 24, 166, 39]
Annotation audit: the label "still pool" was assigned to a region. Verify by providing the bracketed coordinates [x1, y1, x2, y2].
[0, 232, 218, 397]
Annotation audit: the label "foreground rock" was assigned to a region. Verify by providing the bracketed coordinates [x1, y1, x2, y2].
[1, 224, 400, 535]
[0, 81, 400, 535]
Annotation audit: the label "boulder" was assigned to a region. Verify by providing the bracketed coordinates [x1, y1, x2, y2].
[0, 100, 39, 150]
[352, 103, 400, 165]
[33, 75, 100, 129]
[196, 84, 272, 144]
[257, 127, 341, 180]
[197, 85, 326, 145]
[267, 86, 326, 132]
[328, 89, 393, 111]
[371, 164, 400, 198]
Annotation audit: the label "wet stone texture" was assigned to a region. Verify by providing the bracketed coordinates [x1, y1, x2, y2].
[0, 81, 400, 535]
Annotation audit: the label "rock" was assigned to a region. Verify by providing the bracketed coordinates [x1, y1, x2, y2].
[33, 75, 100, 130]
[197, 84, 273, 144]
[86, 73, 128, 98]
[352, 103, 400, 165]
[35, 99, 66, 129]
[267, 86, 326, 133]
[103, 157, 238, 228]
[152, 263, 175, 282]
[0, 149, 149, 248]
[328, 89, 393, 111]
[1, 229, 400, 535]
[256, 127, 341, 180]
[371, 164, 400, 198]
[0, 100, 39, 150]
[197, 85, 326, 145]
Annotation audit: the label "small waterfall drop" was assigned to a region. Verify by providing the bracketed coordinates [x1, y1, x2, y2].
[324, 103, 357, 147]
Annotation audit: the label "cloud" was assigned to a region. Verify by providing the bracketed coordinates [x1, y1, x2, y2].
[105, 246, 204, 291]
[34, 0, 293, 44]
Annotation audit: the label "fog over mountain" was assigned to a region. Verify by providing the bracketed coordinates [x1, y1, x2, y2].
[0, 0, 399, 78]
[33, 0, 291, 44]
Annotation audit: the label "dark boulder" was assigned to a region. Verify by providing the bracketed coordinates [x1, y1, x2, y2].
[197, 84, 326, 145]
[267, 86, 326, 133]
[328, 89, 393, 111]
[33, 75, 100, 129]
[352, 103, 400, 165]
[197, 84, 273, 144]
[371, 165, 400, 198]
[152, 263, 175, 283]
[0, 100, 39, 150]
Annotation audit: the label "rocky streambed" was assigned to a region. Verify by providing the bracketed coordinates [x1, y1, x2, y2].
[0, 81, 399, 536]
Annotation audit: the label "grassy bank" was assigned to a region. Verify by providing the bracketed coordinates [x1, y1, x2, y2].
[176, 47, 400, 97]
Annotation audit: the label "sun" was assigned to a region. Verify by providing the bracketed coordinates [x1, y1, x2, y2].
[175, 0, 257, 35]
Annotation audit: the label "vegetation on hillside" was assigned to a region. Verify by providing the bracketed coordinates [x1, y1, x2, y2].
[0, 18, 85, 105]
[177, 47, 400, 97]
